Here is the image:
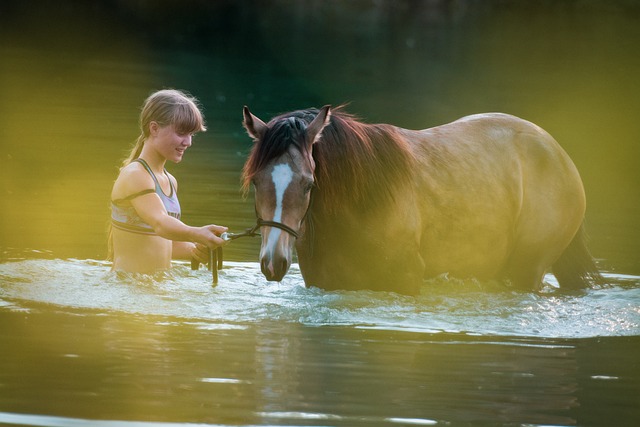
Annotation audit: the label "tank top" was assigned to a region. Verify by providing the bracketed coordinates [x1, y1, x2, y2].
[111, 158, 181, 235]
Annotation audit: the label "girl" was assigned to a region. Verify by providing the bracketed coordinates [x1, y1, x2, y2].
[108, 89, 227, 273]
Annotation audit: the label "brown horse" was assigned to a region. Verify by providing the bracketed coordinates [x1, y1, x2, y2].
[241, 106, 601, 294]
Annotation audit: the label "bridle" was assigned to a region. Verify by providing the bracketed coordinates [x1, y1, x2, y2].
[192, 217, 301, 286]
[224, 192, 311, 241]
[193, 189, 312, 285]
[224, 218, 300, 240]
[256, 218, 300, 238]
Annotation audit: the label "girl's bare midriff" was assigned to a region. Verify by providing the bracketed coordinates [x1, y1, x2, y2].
[111, 228, 172, 273]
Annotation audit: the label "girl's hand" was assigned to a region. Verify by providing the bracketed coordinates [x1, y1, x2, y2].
[191, 243, 211, 264]
[195, 224, 228, 249]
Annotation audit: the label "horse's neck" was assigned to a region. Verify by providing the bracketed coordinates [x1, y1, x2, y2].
[312, 123, 414, 217]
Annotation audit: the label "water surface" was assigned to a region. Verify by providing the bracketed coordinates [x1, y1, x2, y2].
[0, 257, 639, 426]
[1, 1, 639, 426]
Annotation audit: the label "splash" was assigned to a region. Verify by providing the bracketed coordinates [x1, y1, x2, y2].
[0, 258, 638, 339]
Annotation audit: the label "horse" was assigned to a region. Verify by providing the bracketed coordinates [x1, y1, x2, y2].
[241, 105, 602, 294]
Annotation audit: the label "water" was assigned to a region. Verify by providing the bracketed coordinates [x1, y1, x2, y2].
[1, 257, 639, 339]
[1, 257, 639, 426]
[1, 1, 640, 426]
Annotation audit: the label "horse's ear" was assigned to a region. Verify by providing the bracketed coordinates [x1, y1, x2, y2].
[243, 106, 268, 141]
[307, 105, 332, 145]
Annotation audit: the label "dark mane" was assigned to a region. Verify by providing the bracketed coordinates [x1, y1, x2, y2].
[313, 109, 415, 214]
[242, 107, 415, 214]
[242, 109, 318, 193]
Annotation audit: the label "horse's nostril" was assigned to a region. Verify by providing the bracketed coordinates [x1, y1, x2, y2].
[279, 258, 288, 275]
[260, 258, 272, 278]
[259, 256, 289, 282]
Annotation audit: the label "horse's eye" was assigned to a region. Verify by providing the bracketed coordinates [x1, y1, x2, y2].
[304, 182, 314, 194]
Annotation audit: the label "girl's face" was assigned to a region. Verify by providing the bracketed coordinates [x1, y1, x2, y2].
[151, 122, 193, 163]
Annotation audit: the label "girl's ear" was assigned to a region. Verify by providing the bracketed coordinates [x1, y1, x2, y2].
[148, 121, 158, 137]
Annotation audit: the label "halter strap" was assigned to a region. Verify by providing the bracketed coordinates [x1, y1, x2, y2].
[220, 218, 300, 241]
[257, 218, 300, 239]
[192, 218, 300, 286]
[253, 188, 313, 240]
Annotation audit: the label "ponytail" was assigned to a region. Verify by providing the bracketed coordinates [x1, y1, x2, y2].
[121, 134, 146, 169]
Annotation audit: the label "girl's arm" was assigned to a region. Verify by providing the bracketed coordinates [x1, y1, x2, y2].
[131, 193, 227, 247]
[164, 171, 203, 261]
[113, 164, 227, 255]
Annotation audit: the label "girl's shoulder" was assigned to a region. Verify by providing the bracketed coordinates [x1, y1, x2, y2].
[112, 162, 155, 200]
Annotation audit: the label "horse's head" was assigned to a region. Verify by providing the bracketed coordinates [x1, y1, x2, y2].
[242, 105, 331, 281]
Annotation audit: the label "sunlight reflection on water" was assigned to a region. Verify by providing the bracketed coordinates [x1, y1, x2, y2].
[0, 411, 442, 427]
[0, 258, 638, 339]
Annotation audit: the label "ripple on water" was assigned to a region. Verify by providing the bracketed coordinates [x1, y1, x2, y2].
[0, 259, 638, 339]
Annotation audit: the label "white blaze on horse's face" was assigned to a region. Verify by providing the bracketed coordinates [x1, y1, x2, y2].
[254, 150, 315, 282]
[263, 163, 293, 267]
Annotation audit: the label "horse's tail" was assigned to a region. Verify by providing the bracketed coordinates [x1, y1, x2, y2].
[552, 223, 604, 289]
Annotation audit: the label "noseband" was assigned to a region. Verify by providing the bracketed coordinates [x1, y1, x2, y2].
[192, 217, 300, 286]
[256, 218, 300, 239]
[221, 217, 300, 241]
[194, 198, 307, 285]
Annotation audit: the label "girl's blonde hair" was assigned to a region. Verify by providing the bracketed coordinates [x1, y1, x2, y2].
[121, 89, 207, 168]
[107, 89, 206, 260]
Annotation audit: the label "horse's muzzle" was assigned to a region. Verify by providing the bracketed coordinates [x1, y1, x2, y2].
[260, 255, 290, 282]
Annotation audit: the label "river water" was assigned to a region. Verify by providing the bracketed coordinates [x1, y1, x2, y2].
[0, 257, 639, 426]
[1, 1, 639, 426]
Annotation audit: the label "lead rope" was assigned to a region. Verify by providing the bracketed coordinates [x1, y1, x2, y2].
[191, 219, 301, 286]
[196, 191, 313, 285]
[190, 224, 261, 286]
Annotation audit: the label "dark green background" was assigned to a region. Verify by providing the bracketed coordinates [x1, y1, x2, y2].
[1, 0, 638, 273]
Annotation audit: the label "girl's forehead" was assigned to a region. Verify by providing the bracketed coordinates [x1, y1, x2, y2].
[172, 120, 200, 134]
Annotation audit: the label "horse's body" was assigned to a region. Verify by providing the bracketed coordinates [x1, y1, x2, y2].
[242, 106, 601, 294]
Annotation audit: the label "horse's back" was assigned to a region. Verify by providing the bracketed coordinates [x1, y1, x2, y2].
[436, 113, 585, 212]
[408, 113, 586, 289]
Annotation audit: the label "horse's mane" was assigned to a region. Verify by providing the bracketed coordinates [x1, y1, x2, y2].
[242, 106, 415, 215]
